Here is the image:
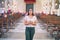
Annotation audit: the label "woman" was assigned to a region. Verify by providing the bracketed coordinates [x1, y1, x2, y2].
[24, 8, 37, 40]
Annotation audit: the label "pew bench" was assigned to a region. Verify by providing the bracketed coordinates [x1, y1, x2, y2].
[0, 16, 3, 34]
[0, 15, 9, 37]
[39, 14, 60, 38]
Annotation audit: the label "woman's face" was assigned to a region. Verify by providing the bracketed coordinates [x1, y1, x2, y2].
[29, 9, 33, 15]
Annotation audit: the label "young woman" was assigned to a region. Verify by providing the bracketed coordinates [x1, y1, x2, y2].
[24, 8, 37, 40]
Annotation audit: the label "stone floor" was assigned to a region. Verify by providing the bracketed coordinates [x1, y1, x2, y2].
[0, 17, 55, 40]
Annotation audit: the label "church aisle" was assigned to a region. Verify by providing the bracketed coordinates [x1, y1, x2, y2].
[0, 17, 55, 40]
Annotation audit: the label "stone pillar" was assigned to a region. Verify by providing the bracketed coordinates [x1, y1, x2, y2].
[34, 0, 42, 13]
[41, 0, 50, 14]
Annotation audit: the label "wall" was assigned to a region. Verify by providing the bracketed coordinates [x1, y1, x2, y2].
[12, 0, 26, 12]
[5, 0, 50, 13]
[34, 0, 50, 14]
[12, 0, 42, 13]
[41, 0, 50, 14]
[4, 0, 60, 16]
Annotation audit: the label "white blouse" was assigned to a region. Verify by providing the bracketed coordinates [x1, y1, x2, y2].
[24, 16, 37, 27]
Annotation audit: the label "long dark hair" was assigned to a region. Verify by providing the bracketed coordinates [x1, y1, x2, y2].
[28, 8, 34, 16]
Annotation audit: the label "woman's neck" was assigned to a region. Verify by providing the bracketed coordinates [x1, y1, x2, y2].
[29, 15, 33, 18]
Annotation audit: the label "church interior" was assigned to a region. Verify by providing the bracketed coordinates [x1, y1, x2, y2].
[0, 0, 60, 40]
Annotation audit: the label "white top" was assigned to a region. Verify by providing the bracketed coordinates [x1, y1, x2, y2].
[24, 16, 37, 27]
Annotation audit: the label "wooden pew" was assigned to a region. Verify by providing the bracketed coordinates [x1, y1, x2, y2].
[3, 13, 9, 31]
[0, 15, 3, 32]
[40, 14, 60, 38]
[40, 13, 50, 23]
[52, 25, 60, 40]
[0, 15, 3, 37]
[12, 12, 21, 22]
[8, 13, 14, 26]
[0, 12, 21, 37]
[0, 13, 9, 37]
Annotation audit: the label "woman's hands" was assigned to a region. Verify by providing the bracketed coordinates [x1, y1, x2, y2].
[30, 21, 37, 26]
[24, 21, 30, 25]
[24, 20, 37, 26]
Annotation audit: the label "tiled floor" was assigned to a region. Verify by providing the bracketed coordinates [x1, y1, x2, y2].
[0, 17, 55, 40]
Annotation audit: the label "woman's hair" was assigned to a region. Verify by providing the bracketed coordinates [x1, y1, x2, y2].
[28, 8, 34, 16]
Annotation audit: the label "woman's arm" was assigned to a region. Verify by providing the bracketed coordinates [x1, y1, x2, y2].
[24, 20, 30, 25]
[24, 16, 29, 25]
[31, 16, 37, 26]
[24, 20, 37, 25]
[30, 21, 37, 26]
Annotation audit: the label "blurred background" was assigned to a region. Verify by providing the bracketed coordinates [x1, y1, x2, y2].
[0, 0, 60, 40]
